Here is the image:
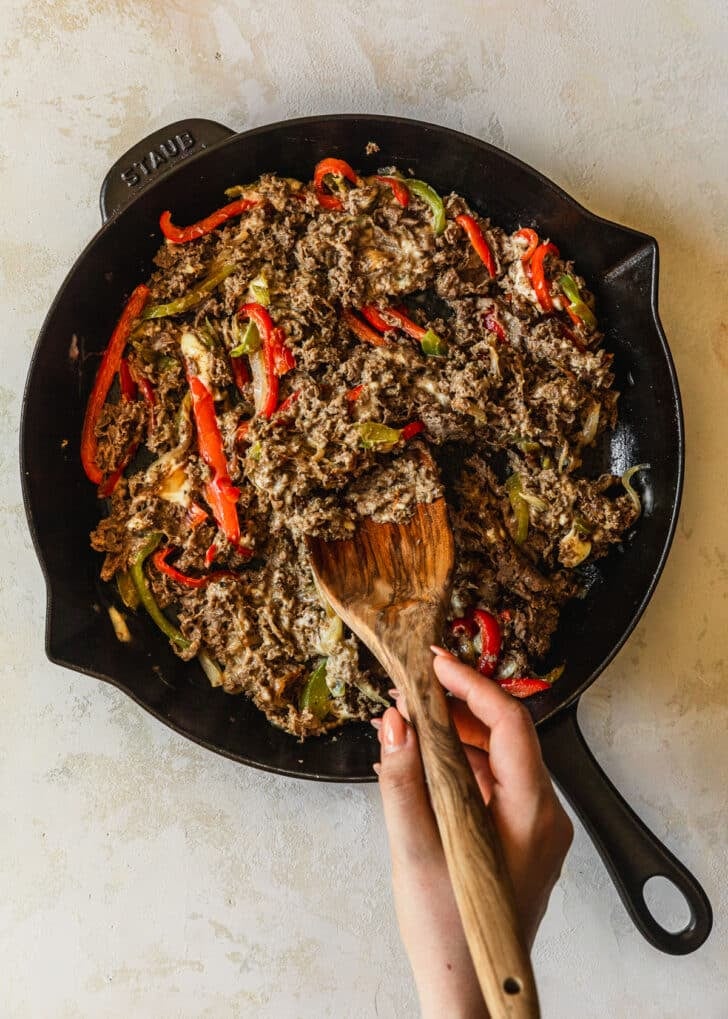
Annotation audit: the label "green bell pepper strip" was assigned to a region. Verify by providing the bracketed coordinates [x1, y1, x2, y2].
[130, 533, 191, 649]
[505, 473, 530, 545]
[116, 569, 140, 610]
[374, 305, 447, 356]
[420, 328, 448, 357]
[230, 320, 262, 357]
[356, 422, 402, 451]
[299, 658, 331, 720]
[142, 264, 236, 320]
[356, 420, 425, 450]
[558, 274, 597, 329]
[248, 276, 270, 307]
[405, 179, 446, 235]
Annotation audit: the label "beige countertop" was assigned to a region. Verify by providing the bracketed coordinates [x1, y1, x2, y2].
[1, 1, 726, 1015]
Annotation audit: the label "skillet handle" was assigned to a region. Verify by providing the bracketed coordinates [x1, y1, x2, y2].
[539, 702, 712, 955]
[100, 119, 236, 222]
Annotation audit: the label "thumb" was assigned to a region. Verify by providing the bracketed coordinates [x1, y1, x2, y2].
[376, 707, 442, 868]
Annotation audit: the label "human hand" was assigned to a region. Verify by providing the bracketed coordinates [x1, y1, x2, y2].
[373, 647, 573, 1019]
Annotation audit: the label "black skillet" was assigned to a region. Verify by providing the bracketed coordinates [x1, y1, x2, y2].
[20, 115, 711, 955]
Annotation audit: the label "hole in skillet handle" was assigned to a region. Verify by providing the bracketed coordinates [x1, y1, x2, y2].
[643, 875, 694, 935]
[99, 119, 236, 223]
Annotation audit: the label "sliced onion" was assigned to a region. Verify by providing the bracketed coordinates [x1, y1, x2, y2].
[198, 649, 224, 687]
[519, 490, 548, 513]
[249, 348, 267, 415]
[317, 614, 344, 655]
[496, 658, 517, 680]
[108, 605, 132, 644]
[355, 678, 390, 708]
[559, 522, 592, 568]
[180, 330, 216, 391]
[621, 463, 650, 515]
[558, 442, 570, 473]
[579, 401, 601, 446]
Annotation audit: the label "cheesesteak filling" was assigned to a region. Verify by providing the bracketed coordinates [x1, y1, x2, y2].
[85, 162, 643, 737]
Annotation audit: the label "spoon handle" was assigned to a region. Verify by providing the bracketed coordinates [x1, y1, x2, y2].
[383, 637, 540, 1019]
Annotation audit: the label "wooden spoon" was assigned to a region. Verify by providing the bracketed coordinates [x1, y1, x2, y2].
[307, 497, 540, 1019]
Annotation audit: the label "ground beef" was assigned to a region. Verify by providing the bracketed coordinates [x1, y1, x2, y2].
[88, 165, 643, 737]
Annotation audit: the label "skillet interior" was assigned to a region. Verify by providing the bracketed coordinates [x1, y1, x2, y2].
[21, 115, 682, 780]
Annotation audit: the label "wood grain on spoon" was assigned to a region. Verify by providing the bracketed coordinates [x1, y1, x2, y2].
[307, 496, 540, 1019]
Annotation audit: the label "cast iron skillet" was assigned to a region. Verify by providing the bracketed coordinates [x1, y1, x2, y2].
[21, 115, 711, 954]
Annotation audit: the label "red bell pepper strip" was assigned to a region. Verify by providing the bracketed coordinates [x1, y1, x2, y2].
[204, 541, 218, 568]
[472, 609, 502, 678]
[313, 158, 361, 211]
[81, 284, 150, 486]
[118, 358, 138, 401]
[98, 451, 136, 499]
[483, 309, 507, 342]
[187, 375, 231, 479]
[152, 546, 238, 589]
[235, 420, 251, 444]
[138, 377, 156, 437]
[375, 175, 410, 207]
[342, 308, 389, 348]
[360, 305, 392, 333]
[346, 384, 365, 403]
[498, 677, 551, 698]
[230, 354, 250, 393]
[563, 304, 582, 327]
[455, 214, 497, 277]
[159, 198, 258, 244]
[275, 389, 301, 416]
[380, 305, 427, 341]
[269, 327, 296, 375]
[238, 303, 296, 418]
[187, 372, 241, 545]
[400, 420, 425, 442]
[515, 227, 539, 264]
[528, 241, 560, 311]
[450, 614, 477, 638]
[204, 479, 241, 547]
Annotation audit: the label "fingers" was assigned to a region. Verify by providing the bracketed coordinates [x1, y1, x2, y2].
[375, 707, 443, 868]
[463, 744, 495, 804]
[389, 686, 492, 754]
[450, 700, 491, 753]
[432, 653, 547, 803]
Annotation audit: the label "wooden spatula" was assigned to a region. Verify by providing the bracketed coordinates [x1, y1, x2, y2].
[307, 497, 539, 1019]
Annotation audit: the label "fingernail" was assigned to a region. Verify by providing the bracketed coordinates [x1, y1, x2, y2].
[370, 717, 382, 730]
[430, 645, 455, 659]
[382, 710, 406, 754]
[388, 688, 400, 699]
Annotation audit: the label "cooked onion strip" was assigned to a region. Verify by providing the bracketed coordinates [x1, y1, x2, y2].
[621, 464, 650, 515]
[198, 649, 224, 687]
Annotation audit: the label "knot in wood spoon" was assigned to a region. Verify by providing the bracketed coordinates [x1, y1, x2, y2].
[307, 496, 540, 1019]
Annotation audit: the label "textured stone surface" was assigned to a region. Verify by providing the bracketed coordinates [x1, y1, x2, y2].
[1, 1, 727, 1015]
